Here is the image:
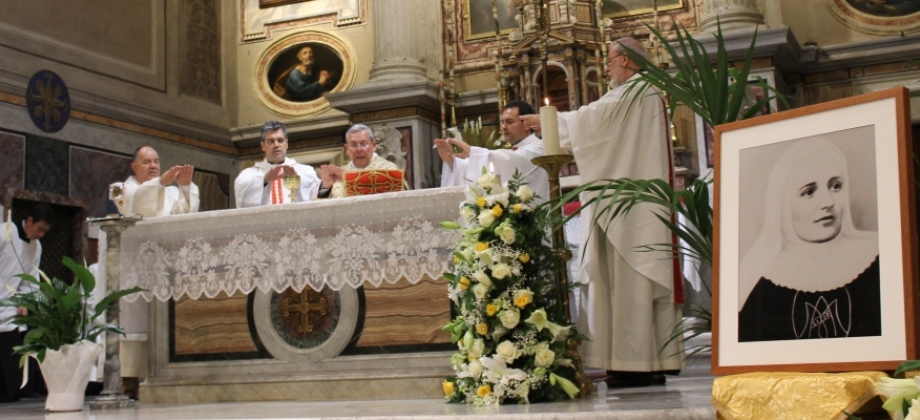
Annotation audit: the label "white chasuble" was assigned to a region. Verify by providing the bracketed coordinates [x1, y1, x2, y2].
[234, 158, 321, 208]
[440, 134, 550, 205]
[558, 74, 683, 372]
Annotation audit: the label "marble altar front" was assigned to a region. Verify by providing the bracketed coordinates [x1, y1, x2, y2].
[115, 187, 466, 403]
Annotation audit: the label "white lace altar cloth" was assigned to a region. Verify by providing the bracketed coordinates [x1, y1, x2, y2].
[119, 187, 465, 302]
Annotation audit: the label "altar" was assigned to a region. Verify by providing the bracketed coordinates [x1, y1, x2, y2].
[116, 187, 466, 403]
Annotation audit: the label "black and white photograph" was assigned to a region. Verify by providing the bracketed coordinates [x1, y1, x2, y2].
[736, 126, 880, 342]
[712, 86, 917, 375]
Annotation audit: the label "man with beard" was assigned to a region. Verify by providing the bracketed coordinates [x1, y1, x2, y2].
[272, 46, 334, 102]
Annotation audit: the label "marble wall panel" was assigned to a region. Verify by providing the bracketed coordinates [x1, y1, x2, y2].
[172, 292, 260, 357]
[0, 131, 25, 195]
[69, 146, 133, 218]
[25, 135, 68, 196]
[354, 276, 451, 348]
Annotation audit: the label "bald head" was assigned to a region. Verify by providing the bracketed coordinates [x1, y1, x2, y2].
[131, 146, 161, 183]
[605, 37, 648, 87]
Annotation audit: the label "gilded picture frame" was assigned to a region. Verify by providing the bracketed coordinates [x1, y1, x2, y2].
[712, 87, 918, 375]
[603, 0, 683, 19]
[463, 0, 517, 42]
[824, 0, 920, 35]
[254, 31, 356, 117]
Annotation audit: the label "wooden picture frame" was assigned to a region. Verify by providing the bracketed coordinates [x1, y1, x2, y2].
[712, 87, 918, 375]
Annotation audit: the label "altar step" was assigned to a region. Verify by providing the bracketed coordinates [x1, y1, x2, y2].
[4, 372, 717, 420]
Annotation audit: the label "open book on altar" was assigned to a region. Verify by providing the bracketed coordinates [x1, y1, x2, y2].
[344, 169, 406, 196]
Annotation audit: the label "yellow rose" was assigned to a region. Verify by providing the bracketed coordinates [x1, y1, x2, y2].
[475, 242, 489, 252]
[513, 289, 534, 309]
[476, 384, 492, 398]
[476, 322, 489, 335]
[477, 197, 486, 207]
[443, 381, 455, 396]
[519, 253, 530, 263]
[491, 204, 503, 217]
[453, 256, 460, 265]
[512, 204, 523, 214]
[485, 303, 499, 317]
[459, 276, 471, 290]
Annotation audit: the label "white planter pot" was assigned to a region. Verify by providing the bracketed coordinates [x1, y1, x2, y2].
[39, 341, 103, 411]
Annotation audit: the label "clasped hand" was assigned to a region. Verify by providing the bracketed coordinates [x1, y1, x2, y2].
[263, 165, 298, 184]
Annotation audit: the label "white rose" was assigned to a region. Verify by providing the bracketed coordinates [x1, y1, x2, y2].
[478, 173, 499, 189]
[460, 207, 475, 222]
[515, 185, 535, 203]
[473, 283, 489, 299]
[534, 348, 555, 368]
[468, 359, 484, 379]
[499, 307, 520, 329]
[491, 263, 512, 280]
[499, 225, 516, 245]
[469, 339, 485, 359]
[496, 341, 522, 363]
[478, 211, 496, 227]
[472, 270, 492, 288]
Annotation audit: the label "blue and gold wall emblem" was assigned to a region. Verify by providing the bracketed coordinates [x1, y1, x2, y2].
[26, 70, 71, 133]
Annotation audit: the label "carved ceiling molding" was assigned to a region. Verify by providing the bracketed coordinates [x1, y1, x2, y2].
[240, 0, 367, 42]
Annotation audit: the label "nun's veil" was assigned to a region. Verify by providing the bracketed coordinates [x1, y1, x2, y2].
[738, 138, 878, 306]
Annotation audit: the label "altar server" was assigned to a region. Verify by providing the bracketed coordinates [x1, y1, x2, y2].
[435, 100, 549, 205]
[235, 121, 321, 208]
[522, 37, 683, 387]
[111, 146, 199, 218]
[0, 204, 52, 402]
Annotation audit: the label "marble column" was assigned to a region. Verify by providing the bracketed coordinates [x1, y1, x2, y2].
[699, 0, 764, 33]
[89, 218, 138, 409]
[368, 0, 443, 83]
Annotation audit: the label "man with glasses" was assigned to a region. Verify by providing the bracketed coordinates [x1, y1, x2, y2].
[434, 100, 549, 205]
[318, 124, 398, 198]
[521, 37, 683, 387]
[235, 121, 321, 207]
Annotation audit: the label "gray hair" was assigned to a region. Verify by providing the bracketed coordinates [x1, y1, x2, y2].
[345, 124, 376, 143]
[260, 121, 288, 142]
[610, 37, 648, 62]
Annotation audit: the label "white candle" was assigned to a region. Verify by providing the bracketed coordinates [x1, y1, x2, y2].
[540, 99, 560, 155]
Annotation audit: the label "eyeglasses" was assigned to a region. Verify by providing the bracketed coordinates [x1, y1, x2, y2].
[347, 142, 374, 150]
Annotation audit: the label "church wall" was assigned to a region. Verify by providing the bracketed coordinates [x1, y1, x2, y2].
[777, 0, 885, 48]
[231, 0, 373, 153]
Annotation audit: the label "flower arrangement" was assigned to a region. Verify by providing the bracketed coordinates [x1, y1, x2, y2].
[440, 171, 581, 405]
[860, 361, 920, 420]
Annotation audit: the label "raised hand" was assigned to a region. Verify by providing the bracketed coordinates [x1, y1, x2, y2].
[175, 165, 195, 186]
[446, 138, 471, 158]
[160, 165, 181, 185]
[520, 114, 542, 136]
[319, 164, 343, 188]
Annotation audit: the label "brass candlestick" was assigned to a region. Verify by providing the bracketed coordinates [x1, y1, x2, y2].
[282, 174, 300, 203]
[531, 154, 591, 398]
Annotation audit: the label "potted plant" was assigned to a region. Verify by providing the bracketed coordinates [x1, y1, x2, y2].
[0, 256, 142, 411]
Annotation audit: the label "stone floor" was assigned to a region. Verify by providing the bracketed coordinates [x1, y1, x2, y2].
[2, 372, 716, 420]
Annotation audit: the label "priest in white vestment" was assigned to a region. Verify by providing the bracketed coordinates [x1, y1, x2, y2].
[524, 38, 683, 386]
[235, 121, 321, 208]
[318, 124, 399, 198]
[435, 100, 549, 205]
[112, 146, 200, 218]
[109, 145, 200, 384]
[0, 205, 51, 401]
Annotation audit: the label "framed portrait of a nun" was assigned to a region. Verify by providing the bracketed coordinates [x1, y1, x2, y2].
[712, 87, 918, 375]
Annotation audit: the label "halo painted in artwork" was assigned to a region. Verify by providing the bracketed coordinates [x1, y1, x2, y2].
[254, 31, 356, 117]
[825, 0, 920, 35]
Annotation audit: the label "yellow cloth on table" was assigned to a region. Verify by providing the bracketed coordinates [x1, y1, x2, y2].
[712, 371, 888, 420]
